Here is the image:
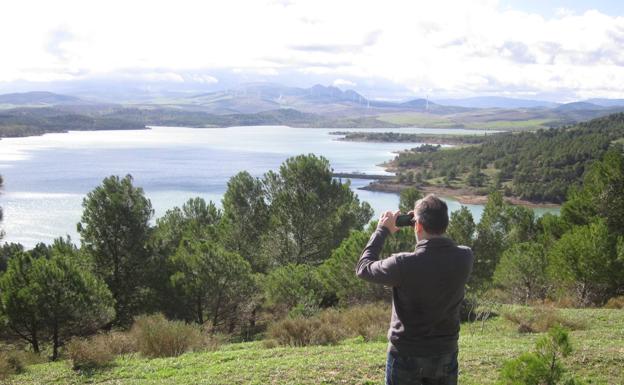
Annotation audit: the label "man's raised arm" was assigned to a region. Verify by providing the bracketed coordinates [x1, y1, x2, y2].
[355, 211, 402, 286]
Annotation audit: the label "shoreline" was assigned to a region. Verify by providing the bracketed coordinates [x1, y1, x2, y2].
[360, 181, 561, 208]
[1, 124, 499, 140]
[329, 132, 490, 146]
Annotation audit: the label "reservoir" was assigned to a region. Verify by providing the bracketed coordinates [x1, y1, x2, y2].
[0, 126, 557, 247]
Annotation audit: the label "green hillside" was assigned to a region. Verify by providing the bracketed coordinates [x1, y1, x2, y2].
[7, 307, 624, 385]
[389, 112, 624, 203]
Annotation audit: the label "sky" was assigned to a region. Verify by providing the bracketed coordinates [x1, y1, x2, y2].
[1, 0, 624, 101]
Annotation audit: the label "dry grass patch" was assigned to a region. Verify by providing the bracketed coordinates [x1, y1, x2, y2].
[604, 295, 624, 309]
[268, 303, 389, 347]
[340, 304, 388, 341]
[131, 313, 203, 358]
[0, 348, 45, 379]
[66, 335, 115, 370]
[267, 317, 343, 347]
[0, 351, 24, 379]
[502, 306, 585, 333]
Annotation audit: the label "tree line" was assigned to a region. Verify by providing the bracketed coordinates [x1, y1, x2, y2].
[0, 106, 397, 138]
[331, 131, 488, 145]
[1, 148, 623, 360]
[0, 154, 372, 358]
[393, 112, 624, 202]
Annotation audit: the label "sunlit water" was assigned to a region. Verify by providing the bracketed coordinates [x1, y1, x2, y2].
[0, 126, 558, 247]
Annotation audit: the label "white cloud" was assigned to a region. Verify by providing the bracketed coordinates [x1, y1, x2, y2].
[0, 0, 623, 99]
[188, 74, 219, 84]
[555, 7, 575, 18]
[333, 79, 357, 87]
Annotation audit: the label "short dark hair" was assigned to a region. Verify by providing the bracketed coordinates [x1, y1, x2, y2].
[414, 194, 449, 234]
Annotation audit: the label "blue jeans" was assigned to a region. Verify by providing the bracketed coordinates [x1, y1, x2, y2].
[385, 350, 458, 385]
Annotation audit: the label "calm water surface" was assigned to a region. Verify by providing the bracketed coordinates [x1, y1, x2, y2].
[0, 126, 557, 247]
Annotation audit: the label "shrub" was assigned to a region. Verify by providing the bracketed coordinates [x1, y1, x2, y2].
[310, 322, 343, 345]
[199, 331, 226, 352]
[104, 331, 137, 356]
[502, 307, 585, 334]
[65, 331, 136, 371]
[604, 295, 624, 309]
[0, 350, 25, 379]
[131, 314, 202, 358]
[340, 304, 388, 341]
[66, 336, 115, 370]
[268, 318, 323, 346]
[498, 325, 585, 385]
[267, 304, 390, 347]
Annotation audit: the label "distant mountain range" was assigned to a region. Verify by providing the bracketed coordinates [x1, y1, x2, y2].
[178, 83, 467, 115]
[0, 91, 91, 106]
[434, 96, 624, 110]
[2, 85, 624, 138]
[434, 96, 558, 109]
[3, 87, 624, 113]
[184, 83, 371, 115]
[584, 98, 624, 107]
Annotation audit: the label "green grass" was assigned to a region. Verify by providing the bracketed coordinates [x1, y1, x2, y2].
[7, 308, 624, 385]
[377, 112, 555, 131]
[377, 113, 459, 128]
[462, 119, 554, 131]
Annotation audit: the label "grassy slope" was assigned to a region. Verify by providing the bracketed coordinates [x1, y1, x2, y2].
[377, 111, 557, 131]
[8, 308, 624, 385]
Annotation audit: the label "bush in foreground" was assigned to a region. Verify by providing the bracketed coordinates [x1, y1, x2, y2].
[498, 325, 585, 385]
[131, 314, 203, 358]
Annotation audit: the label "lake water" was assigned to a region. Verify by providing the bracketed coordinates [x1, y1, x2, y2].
[0, 126, 557, 247]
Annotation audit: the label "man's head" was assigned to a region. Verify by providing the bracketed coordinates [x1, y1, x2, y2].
[414, 194, 448, 240]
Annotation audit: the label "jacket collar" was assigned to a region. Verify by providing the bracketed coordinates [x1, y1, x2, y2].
[416, 237, 456, 248]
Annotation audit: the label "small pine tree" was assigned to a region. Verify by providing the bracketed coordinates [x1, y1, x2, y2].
[0, 241, 114, 360]
[498, 325, 584, 385]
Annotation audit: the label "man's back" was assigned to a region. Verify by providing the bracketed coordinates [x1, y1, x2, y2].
[356, 227, 473, 355]
[388, 237, 473, 355]
[355, 195, 474, 385]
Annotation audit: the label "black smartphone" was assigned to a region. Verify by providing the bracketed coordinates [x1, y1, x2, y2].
[395, 213, 415, 227]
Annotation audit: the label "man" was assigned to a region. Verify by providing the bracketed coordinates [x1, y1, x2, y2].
[356, 194, 473, 385]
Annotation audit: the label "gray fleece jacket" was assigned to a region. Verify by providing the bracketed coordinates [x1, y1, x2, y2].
[356, 226, 473, 356]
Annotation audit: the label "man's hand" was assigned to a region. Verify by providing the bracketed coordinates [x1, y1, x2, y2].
[379, 210, 400, 234]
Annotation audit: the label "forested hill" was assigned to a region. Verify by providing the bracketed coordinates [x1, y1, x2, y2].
[393, 112, 624, 203]
[0, 106, 399, 138]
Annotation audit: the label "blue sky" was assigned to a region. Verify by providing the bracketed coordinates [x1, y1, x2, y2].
[503, 0, 624, 17]
[1, 0, 624, 102]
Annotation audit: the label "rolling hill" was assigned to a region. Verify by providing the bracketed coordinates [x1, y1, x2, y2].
[0, 92, 90, 107]
[3, 85, 624, 137]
